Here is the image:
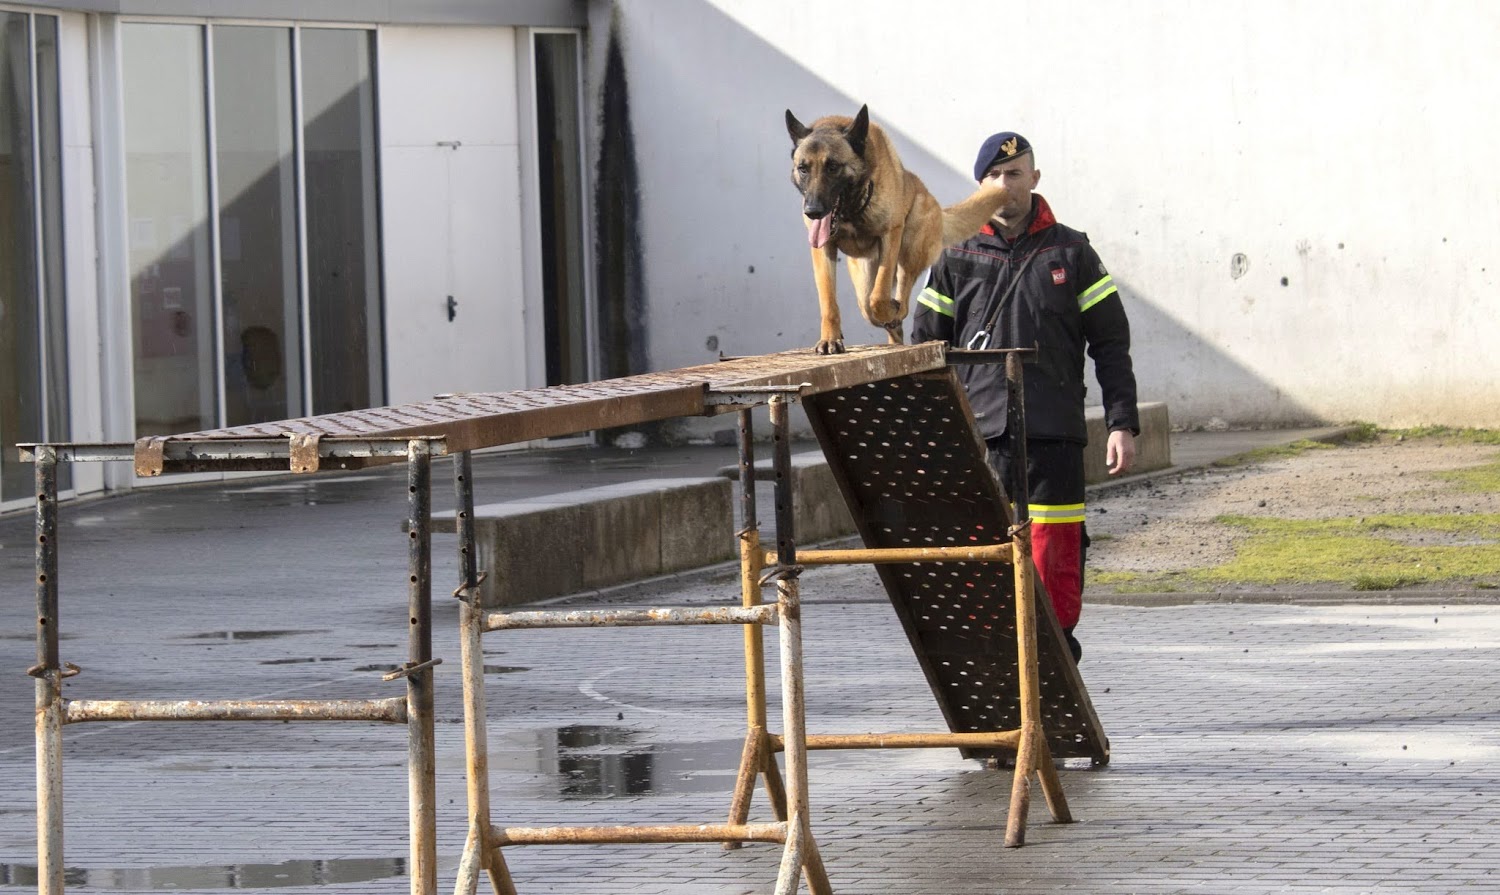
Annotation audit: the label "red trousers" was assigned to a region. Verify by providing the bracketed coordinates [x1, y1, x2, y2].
[986, 438, 1087, 629]
[1031, 520, 1083, 628]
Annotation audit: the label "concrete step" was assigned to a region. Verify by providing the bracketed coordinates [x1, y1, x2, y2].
[433, 477, 734, 607]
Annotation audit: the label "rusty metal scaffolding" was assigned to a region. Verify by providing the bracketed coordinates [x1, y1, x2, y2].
[20, 436, 446, 895]
[450, 393, 832, 895]
[22, 344, 1102, 894]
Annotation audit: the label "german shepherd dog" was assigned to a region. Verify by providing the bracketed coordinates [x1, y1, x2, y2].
[787, 105, 1009, 353]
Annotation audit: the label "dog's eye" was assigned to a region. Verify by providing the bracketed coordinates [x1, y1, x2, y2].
[825, 162, 841, 174]
[796, 162, 810, 174]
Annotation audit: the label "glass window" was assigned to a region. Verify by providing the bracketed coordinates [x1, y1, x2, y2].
[534, 32, 589, 386]
[1, 12, 68, 503]
[301, 28, 383, 413]
[122, 23, 217, 437]
[122, 22, 384, 439]
[213, 25, 302, 425]
[34, 15, 68, 454]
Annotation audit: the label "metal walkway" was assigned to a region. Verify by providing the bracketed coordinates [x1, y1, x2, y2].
[130, 345, 947, 475]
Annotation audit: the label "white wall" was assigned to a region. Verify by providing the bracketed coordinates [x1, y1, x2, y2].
[594, 0, 1500, 428]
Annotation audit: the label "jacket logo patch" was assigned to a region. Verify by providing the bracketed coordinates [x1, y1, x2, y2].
[1051, 267, 1068, 285]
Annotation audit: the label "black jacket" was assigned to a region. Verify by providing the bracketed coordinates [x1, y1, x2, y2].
[912, 194, 1138, 443]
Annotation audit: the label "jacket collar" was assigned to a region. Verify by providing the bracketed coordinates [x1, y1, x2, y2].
[981, 193, 1056, 240]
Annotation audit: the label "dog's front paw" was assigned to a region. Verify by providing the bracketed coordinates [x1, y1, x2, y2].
[867, 297, 902, 326]
[813, 338, 846, 355]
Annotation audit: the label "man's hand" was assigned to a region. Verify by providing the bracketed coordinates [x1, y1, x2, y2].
[1106, 429, 1136, 476]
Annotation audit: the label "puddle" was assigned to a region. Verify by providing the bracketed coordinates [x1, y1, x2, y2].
[353, 664, 400, 673]
[180, 630, 330, 642]
[503, 726, 743, 798]
[0, 857, 405, 889]
[258, 657, 348, 666]
[483, 665, 529, 675]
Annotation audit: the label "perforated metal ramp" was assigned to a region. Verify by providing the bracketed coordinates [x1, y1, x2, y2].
[802, 367, 1109, 763]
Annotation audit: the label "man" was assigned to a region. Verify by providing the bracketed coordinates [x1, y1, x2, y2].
[912, 131, 1139, 662]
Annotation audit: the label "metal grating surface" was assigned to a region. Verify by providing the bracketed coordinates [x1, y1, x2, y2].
[143, 345, 947, 471]
[803, 369, 1108, 762]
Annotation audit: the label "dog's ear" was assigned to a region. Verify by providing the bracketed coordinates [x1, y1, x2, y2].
[786, 110, 811, 145]
[845, 104, 870, 158]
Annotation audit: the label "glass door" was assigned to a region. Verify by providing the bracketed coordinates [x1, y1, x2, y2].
[121, 22, 217, 436]
[0, 11, 69, 503]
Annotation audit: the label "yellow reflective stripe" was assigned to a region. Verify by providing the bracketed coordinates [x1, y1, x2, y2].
[1078, 274, 1117, 312]
[1029, 502, 1086, 524]
[918, 287, 955, 317]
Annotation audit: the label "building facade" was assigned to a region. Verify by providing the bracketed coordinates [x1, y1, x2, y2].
[0, 1, 592, 510]
[6, 1, 1499, 511]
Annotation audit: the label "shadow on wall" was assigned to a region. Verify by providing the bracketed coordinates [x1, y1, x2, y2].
[595, 0, 1323, 430]
[1113, 286, 1324, 427]
[126, 75, 380, 438]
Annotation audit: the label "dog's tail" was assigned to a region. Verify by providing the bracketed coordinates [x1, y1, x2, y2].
[941, 184, 1009, 247]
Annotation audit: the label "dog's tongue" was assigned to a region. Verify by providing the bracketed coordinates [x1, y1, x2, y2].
[805, 214, 833, 249]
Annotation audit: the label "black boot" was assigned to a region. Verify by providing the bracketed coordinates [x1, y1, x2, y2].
[1063, 626, 1083, 663]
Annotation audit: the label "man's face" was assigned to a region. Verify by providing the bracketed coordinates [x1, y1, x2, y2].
[982, 153, 1040, 220]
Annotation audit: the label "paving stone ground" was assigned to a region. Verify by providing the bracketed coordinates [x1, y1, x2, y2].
[2, 452, 1498, 894]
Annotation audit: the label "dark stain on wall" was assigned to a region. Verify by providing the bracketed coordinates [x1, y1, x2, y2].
[594, 16, 648, 381]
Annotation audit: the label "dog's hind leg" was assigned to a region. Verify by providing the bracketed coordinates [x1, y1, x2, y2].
[883, 262, 923, 344]
[811, 244, 844, 354]
[849, 253, 905, 343]
[846, 254, 876, 320]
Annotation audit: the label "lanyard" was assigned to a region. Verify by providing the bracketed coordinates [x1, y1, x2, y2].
[964, 246, 1039, 351]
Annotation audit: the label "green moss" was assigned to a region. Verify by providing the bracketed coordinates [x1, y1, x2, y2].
[1345, 421, 1381, 443]
[1391, 426, 1500, 445]
[1351, 574, 1422, 591]
[1096, 513, 1500, 591]
[1431, 456, 1500, 493]
[1104, 580, 1180, 594]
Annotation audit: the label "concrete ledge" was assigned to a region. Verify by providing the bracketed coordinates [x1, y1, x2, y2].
[1083, 401, 1171, 483]
[433, 477, 734, 607]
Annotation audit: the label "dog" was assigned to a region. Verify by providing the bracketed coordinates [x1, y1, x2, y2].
[786, 104, 1009, 354]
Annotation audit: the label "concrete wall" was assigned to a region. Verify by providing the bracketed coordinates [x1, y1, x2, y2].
[588, 0, 1500, 430]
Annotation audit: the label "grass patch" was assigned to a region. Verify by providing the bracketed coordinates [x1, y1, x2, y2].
[1097, 513, 1500, 591]
[1391, 426, 1500, 445]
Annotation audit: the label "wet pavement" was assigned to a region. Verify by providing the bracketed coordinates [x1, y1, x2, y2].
[3, 429, 1497, 893]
